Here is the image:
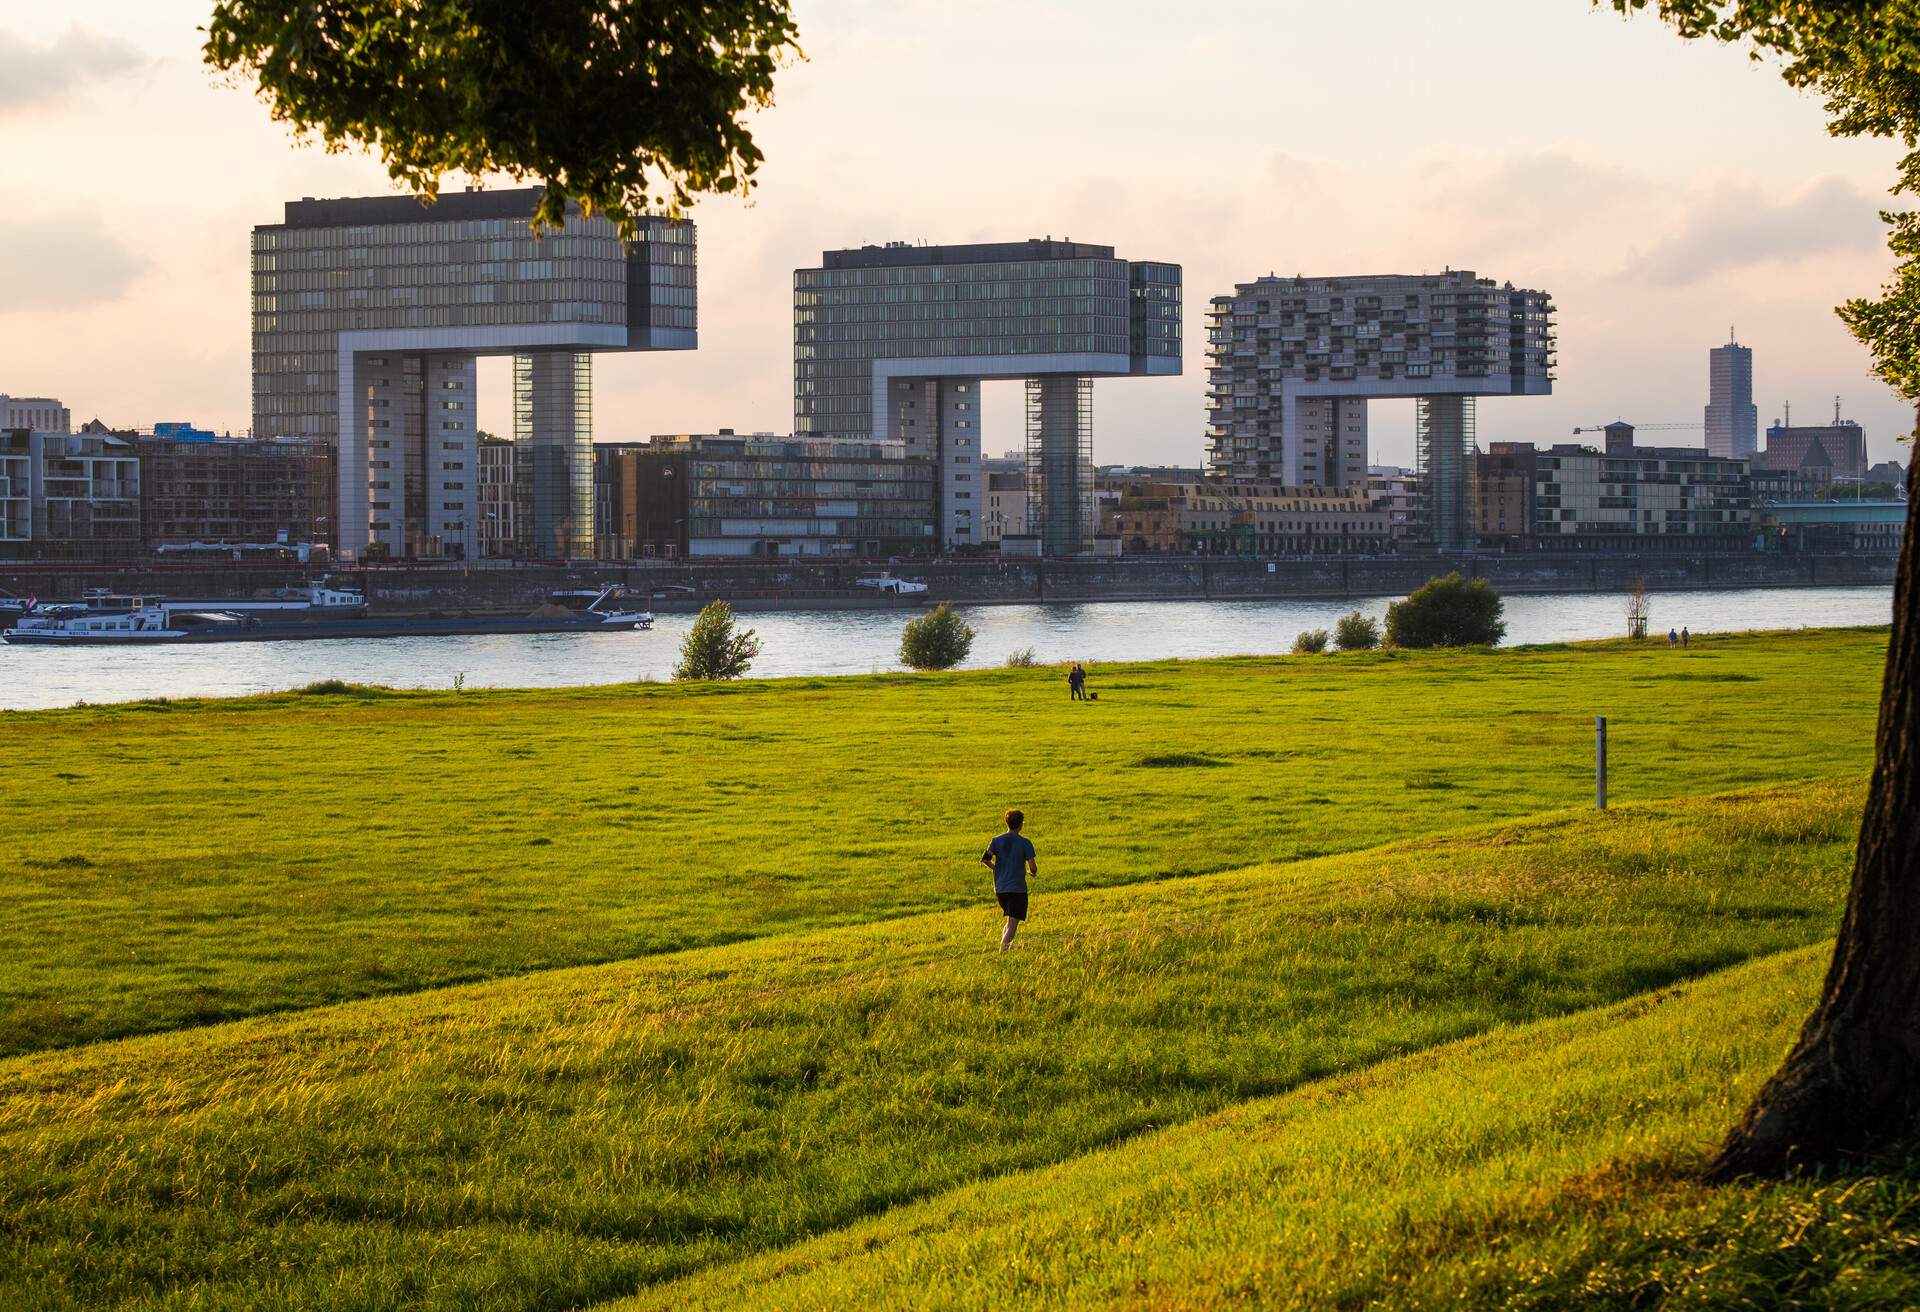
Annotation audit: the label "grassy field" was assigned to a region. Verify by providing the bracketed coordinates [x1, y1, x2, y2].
[0, 781, 1868, 1310]
[630, 945, 1920, 1311]
[0, 629, 1898, 1310]
[0, 627, 1889, 1056]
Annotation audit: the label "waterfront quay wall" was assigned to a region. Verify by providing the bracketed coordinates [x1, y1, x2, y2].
[0, 552, 1894, 613]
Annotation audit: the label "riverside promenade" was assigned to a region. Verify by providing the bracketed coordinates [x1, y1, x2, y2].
[0, 551, 1897, 616]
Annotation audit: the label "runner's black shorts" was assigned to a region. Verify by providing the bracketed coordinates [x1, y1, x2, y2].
[997, 889, 1029, 921]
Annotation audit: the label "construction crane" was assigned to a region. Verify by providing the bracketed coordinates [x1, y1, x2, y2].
[1570, 421, 1704, 435]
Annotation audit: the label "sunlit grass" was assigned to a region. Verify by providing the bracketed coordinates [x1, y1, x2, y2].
[0, 628, 1888, 1056]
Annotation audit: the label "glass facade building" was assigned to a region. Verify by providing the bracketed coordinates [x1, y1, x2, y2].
[595, 434, 935, 559]
[251, 188, 694, 559]
[793, 240, 1180, 555]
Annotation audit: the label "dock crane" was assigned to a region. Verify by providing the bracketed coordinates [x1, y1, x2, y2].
[1570, 421, 1704, 435]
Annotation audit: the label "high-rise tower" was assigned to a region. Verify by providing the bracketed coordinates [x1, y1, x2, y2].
[1705, 333, 1758, 459]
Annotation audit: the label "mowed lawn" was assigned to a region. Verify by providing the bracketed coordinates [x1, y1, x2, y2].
[0, 627, 1888, 1055]
[0, 782, 1864, 1311]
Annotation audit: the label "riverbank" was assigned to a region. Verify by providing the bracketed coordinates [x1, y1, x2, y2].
[0, 550, 1896, 616]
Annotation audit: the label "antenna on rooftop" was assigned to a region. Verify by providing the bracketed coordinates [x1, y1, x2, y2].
[1784, 399, 1791, 427]
[1835, 394, 1843, 424]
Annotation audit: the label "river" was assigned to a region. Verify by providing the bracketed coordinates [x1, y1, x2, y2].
[0, 585, 1894, 711]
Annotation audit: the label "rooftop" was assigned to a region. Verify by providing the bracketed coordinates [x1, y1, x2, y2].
[817, 239, 1118, 271]
[267, 188, 546, 231]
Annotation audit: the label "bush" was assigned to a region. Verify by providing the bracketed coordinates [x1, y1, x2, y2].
[1385, 573, 1507, 649]
[1291, 629, 1330, 655]
[1334, 612, 1380, 651]
[673, 600, 761, 680]
[1005, 646, 1038, 668]
[899, 603, 976, 671]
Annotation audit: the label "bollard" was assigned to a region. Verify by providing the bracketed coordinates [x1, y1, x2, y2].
[1596, 715, 1608, 811]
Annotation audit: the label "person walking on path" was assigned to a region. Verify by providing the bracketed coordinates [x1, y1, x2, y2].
[981, 809, 1038, 950]
[1681, 626, 1691, 648]
[1068, 663, 1087, 701]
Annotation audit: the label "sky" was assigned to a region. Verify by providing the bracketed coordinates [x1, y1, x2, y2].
[0, 0, 1914, 469]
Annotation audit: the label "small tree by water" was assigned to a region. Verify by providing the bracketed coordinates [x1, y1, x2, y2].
[1291, 629, 1329, 654]
[674, 601, 761, 681]
[1625, 576, 1651, 641]
[1334, 612, 1380, 651]
[899, 603, 975, 670]
[1385, 573, 1506, 649]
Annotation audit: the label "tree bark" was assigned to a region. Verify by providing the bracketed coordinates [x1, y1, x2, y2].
[1709, 419, 1920, 1180]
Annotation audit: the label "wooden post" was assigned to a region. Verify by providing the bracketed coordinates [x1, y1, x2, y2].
[1596, 715, 1608, 811]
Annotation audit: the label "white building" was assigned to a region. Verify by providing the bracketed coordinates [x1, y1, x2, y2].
[0, 429, 141, 557]
[1, 395, 71, 434]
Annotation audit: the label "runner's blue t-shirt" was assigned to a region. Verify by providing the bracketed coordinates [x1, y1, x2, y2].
[986, 832, 1035, 895]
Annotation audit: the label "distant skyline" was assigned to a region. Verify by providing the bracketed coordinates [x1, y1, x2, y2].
[0, 0, 1914, 468]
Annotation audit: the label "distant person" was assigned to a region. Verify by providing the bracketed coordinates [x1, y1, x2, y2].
[1681, 626, 1691, 648]
[1667, 627, 1678, 647]
[981, 808, 1038, 950]
[1068, 663, 1087, 701]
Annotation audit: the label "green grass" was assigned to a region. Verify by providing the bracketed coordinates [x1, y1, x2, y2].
[0, 628, 1889, 1056]
[630, 945, 1920, 1311]
[0, 781, 1865, 1311]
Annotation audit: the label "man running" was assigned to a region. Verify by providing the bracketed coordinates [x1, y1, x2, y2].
[981, 809, 1038, 950]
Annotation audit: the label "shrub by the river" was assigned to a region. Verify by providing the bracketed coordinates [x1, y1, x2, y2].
[675, 601, 761, 681]
[1335, 612, 1381, 651]
[1291, 629, 1330, 655]
[900, 603, 976, 671]
[1386, 574, 1506, 649]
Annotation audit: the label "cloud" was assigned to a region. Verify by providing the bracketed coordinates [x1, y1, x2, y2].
[1625, 176, 1890, 284]
[0, 216, 147, 312]
[0, 25, 144, 118]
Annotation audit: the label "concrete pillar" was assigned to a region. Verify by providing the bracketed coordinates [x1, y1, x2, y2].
[515, 350, 594, 559]
[1417, 394, 1477, 552]
[1026, 376, 1094, 557]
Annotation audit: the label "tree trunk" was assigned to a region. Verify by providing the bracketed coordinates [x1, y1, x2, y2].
[1709, 422, 1920, 1180]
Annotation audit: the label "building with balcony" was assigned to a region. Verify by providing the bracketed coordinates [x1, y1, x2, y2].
[0, 429, 141, 559]
[594, 432, 935, 559]
[794, 239, 1181, 555]
[1531, 443, 1751, 547]
[1205, 269, 1553, 550]
[477, 435, 532, 558]
[251, 188, 695, 560]
[137, 435, 332, 550]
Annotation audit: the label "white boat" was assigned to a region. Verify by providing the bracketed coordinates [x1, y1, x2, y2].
[853, 574, 929, 595]
[4, 604, 249, 645]
[545, 584, 655, 629]
[77, 581, 368, 617]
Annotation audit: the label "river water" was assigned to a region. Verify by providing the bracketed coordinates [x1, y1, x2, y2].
[0, 586, 1893, 711]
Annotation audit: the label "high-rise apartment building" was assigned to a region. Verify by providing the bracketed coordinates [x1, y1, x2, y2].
[1705, 335, 1758, 459]
[0, 429, 141, 559]
[1205, 270, 1554, 549]
[794, 239, 1181, 555]
[251, 188, 695, 560]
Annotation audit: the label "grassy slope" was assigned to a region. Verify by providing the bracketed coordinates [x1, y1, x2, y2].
[0, 628, 1888, 1056]
[0, 782, 1861, 1311]
[628, 946, 1920, 1312]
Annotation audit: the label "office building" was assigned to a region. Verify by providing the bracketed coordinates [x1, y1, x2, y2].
[1705, 335, 1758, 459]
[1205, 270, 1554, 550]
[1759, 412, 1867, 484]
[1476, 443, 1537, 548]
[0, 429, 141, 559]
[1756, 499, 1907, 554]
[794, 239, 1181, 555]
[983, 470, 1029, 545]
[251, 188, 695, 560]
[1365, 466, 1420, 544]
[137, 435, 332, 550]
[0, 395, 71, 434]
[595, 432, 935, 559]
[1100, 479, 1395, 556]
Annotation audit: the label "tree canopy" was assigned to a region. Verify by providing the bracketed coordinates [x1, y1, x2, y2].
[204, 0, 801, 234]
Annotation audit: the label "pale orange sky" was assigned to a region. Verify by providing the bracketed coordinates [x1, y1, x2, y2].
[0, 0, 1913, 467]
